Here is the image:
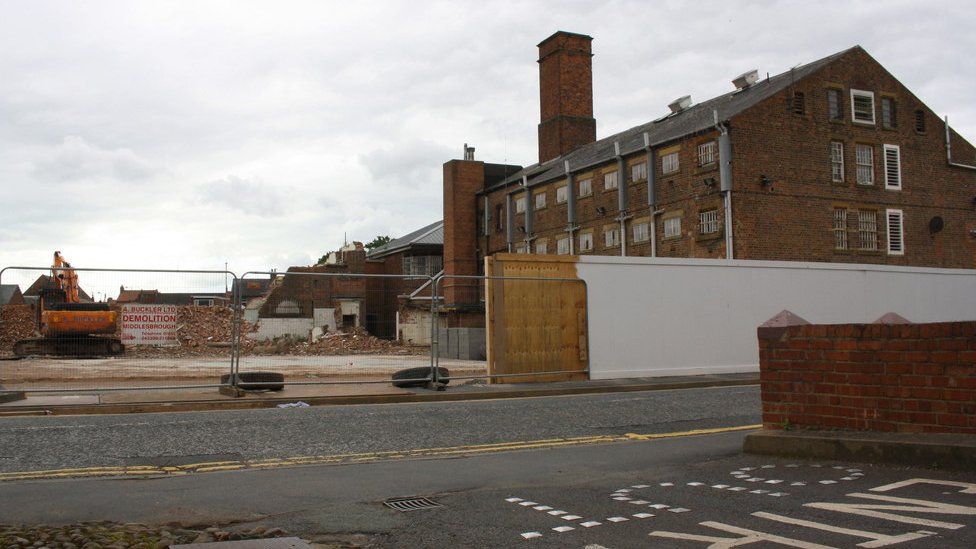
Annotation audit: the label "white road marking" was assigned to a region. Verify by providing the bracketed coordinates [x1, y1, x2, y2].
[740, 467, 755, 471]
[711, 484, 730, 489]
[561, 515, 582, 521]
[552, 526, 574, 533]
[668, 508, 691, 513]
[786, 464, 800, 468]
[765, 479, 783, 484]
[629, 500, 650, 505]
[841, 477, 856, 481]
[687, 482, 705, 486]
[754, 511, 933, 547]
[519, 501, 538, 506]
[548, 510, 566, 516]
[612, 497, 632, 501]
[580, 521, 602, 528]
[659, 482, 674, 487]
[819, 480, 837, 485]
[769, 492, 788, 497]
[870, 478, 976, 495]
[607, 517, 628, 522]
[633, 513, 654, 519]
[649, 504, 670, 509]
[761, 465, 776, 469]
[746, 478, 763, 482]
[649, 521, 835, 548]
[533, 506, 552, 511]
[806, 492, 976, 530]
[520, 532, 542, 539]
[631, 484, 649, 489]
[728, 487, 747, 492]
[615, 488, 632, 493]
[791, 482, 807, 486]
[506, 497, 523, 502]
[750, 490, 769, 494]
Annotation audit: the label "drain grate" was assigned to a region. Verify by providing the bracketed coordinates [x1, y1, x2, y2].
[383, 496, 443, 512]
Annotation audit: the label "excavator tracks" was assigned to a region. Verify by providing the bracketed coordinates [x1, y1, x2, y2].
[13, 336, 125, 358]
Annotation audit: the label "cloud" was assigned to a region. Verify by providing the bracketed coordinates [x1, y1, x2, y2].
[31, 136, 158, 184]
[198, 175, 288, 217]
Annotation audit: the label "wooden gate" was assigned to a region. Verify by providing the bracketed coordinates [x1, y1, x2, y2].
[485, 254, 588, 383]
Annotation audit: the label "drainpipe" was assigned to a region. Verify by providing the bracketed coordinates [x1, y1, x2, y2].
[522, 175, 533, 250]
[643, 132, 657, 257]
[716, 111, 734, 260]
[505, 193, 514, 252]
[615, 141, 628, 257]
[565, 160, 578, 254]
[946, 116, 976, 171]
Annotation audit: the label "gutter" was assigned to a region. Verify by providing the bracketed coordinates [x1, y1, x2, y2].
[716, 111, 734, 260]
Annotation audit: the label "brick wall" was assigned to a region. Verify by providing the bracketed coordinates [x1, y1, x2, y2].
[758, 321, 976, 434]
[537, 31, 596, 163]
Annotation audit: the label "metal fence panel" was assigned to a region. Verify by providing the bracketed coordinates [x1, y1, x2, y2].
[0, 266, 236, 392]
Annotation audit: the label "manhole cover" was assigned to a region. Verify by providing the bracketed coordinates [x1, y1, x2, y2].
[384, 496, 443, 512]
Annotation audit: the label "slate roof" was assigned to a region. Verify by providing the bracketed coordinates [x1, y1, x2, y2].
[0, 285, 23, 306]
[485, 46, 858, 193]
[24, 275, 93, 302]
[367, 220, 444, 259]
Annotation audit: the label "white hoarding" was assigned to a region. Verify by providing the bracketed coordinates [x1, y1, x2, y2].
[121, 304, 179, 346]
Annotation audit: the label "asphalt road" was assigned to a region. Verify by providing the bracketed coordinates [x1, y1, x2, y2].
[0, 385, 760, 473]
[1, 430, 975, 548]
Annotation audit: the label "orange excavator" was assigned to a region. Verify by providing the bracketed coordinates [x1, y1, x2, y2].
[13, 252, 124, 357]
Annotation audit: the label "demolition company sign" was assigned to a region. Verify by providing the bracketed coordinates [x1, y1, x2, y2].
[121, 304, 179, 346]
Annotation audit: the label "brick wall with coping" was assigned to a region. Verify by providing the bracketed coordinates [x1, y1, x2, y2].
[758, 321, 976, 434]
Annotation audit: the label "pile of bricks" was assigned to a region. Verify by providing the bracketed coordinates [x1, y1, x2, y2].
[247, 327, 420, 356]
[0, 305, 35, 355]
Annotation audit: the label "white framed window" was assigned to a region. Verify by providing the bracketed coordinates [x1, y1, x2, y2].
[858, 210, 878, 251]
[856, 144, 874, 185]
[535, 238, 548, 254]
[515, 196, 526, 213]
[699, 209, 719, 235]
[515, 243, 528, 254]
[555, 185, 568, 204]
[578, 178, 592, 197]
[556, 236, 571, 255]
[579, 231, 593, 252]
[194, 298, 214, 307]
[604, 171, 618, 190]
[632, 221, 650, 243]
[662, 151, 679, 174]
[886, 209, 905, 255]
[631, 162, 647, 181]
[833, 208, 848, 250]
[604, 226, 620, 248]
[851, 89, 875, 125]
[534, 191, 547, 209]
[664, 216, 681, 238]
[698, 141, 717, 166]
[827, 89, 843, 121]
[830, 141, 845, 183]
[883, 144, 901, 190]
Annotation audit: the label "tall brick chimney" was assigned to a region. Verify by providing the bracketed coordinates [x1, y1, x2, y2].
[537, 31, 596, 164]
[443, 157, 484, 307]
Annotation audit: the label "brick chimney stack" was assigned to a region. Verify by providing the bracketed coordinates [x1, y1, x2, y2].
[537, 31, 596, 164]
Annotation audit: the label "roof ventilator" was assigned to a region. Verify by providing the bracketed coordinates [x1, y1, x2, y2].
[732, 69, 759, 91]
[655, 95, 692, 123]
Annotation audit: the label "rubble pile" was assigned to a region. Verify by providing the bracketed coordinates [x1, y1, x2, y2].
[125, 306, 247, 358]
[247, 327, 420, 356]
[0, 305, 35, 356]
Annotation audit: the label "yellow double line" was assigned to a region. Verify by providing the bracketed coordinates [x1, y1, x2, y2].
[0, 424, 759, 482]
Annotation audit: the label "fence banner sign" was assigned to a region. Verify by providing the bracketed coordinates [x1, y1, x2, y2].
[121, 304, 179, 346]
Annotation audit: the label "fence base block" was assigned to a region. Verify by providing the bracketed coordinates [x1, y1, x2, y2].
[218, 386, 246, 398]
[0, 391, 26, 404]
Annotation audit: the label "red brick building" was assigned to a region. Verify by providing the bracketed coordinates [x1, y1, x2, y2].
[442, 31, 976, 303]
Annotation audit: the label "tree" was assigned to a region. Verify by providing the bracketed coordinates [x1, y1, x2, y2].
[364, 235, 393, 251]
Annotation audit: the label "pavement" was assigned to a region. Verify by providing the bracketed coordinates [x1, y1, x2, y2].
[0, 372, 759, 415]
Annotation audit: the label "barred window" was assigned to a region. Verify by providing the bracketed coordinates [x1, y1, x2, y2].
[833, 208, 848, 250]
[830, 141, 845, 183]
[858, 210, 878, 251]
[579, 231, 593, 252]
[856, 144, 874, 185]
[402, 255, 444, 276]
[792, 91, 806, 115]
[827, 89, 843, 121]
[556, 237, 571, 255]
[914, 109, 926, 133]
[698, 141, 717, 166]
[699, 209, 719, 235]
[662, 152, 679, 174]
[604, 226, 620, 248]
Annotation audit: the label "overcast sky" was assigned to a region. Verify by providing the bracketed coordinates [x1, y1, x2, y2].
[1, 0, 974, 288]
